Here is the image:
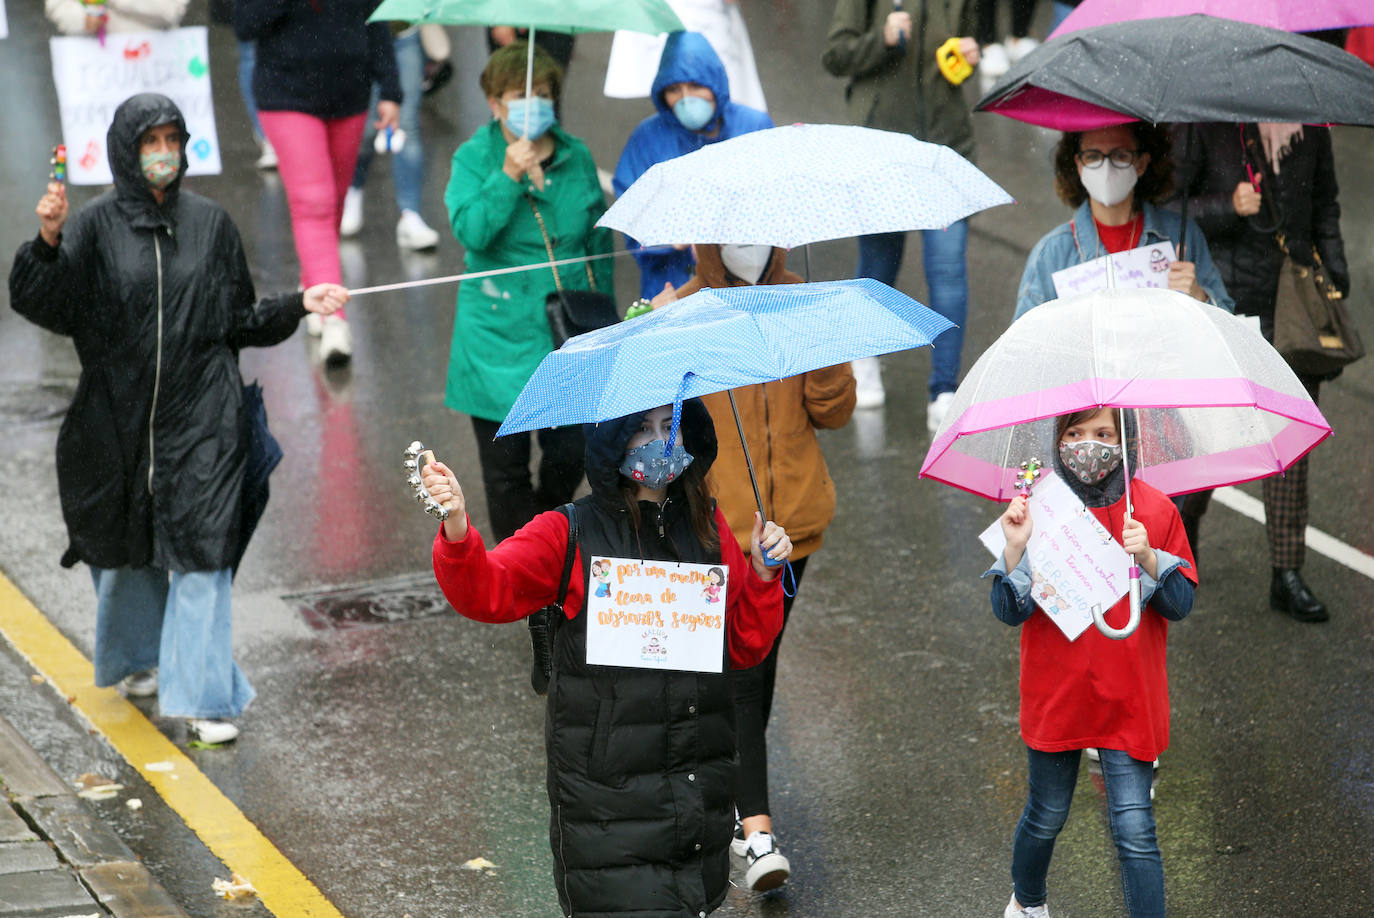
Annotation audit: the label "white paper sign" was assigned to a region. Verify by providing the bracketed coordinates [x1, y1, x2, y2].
[585, 556, 726, 673]
[979, 471, 1131, 641]
[0, 1, 9, 41]
[49, 27, 221, 185]
[1051, 242, 1177, 299]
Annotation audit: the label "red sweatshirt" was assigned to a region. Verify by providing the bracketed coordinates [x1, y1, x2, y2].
[432, 506, 783, 670]
[1018, 480, 1197, 762]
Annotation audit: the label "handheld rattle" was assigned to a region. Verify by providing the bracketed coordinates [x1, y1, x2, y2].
[50, 145, 67, 184]
[936, 37, 974, 86]
[80, 0, 109, 43]
[403, 440, 454, 522]
[1015, 458, 1042, 498]
[374, 126, 407, 155]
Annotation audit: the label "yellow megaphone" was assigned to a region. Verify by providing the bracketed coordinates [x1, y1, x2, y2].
[936, 37, 974, 86]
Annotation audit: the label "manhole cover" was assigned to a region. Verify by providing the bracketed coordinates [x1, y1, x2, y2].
[286, 572, 451, 630]
[0, 381, 75, 427]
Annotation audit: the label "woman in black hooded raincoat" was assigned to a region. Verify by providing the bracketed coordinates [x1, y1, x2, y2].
[9, 93, 348, 744]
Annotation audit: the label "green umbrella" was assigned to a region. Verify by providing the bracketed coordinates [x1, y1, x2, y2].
[369, 0, 685, 135]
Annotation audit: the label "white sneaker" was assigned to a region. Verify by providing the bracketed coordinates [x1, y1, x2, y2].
[119, 669, 157, 698]
[320, 315, 353, 365]
[395, 210, 440, 250]
[926, 391, 955, 433]
[305, 312, 324, 336]
[852, 356, 885, 409]
[1085, 747, 1100, 761]
[742, 831, 790, 892]
[1005, 894, 1049, 917]
[254, 139, 278, 171]
[188, 718, 240, 744]
[1006, 36, 1040, 64]
[340, 187, 364, 237]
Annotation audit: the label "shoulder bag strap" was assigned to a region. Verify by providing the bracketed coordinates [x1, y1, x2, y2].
[527, 196, 599, 292]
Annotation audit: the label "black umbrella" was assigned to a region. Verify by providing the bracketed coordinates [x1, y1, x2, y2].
[974, 15, 1374, 130]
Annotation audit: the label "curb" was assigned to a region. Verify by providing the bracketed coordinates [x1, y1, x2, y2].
[0, 714, 188, 918]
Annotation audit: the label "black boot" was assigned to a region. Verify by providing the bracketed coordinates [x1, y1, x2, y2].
[1270, 568, 1329, 623]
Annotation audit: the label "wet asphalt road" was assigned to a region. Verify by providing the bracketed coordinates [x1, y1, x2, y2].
[1, 2, 1372, 916]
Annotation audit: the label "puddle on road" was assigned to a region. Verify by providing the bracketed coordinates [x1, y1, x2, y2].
[286, 572, 451, 630]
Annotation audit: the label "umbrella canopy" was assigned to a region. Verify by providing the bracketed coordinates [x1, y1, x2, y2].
[597, 123, 1013, 249]
[976, 15, 1374, 131]
[1053, 0, 1374, 38]
[919, 287, 1331, 502]
[497, 278, 954, 436]
[368, 0, 684, 33]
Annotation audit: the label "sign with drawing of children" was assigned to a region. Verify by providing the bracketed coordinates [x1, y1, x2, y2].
[584, 557, 727, 673]
[1051, 241, 1177, 299]
[979, 471, 1132, 641]
[49, 26, 221, 185]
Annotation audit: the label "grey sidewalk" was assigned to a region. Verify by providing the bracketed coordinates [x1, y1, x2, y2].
[0, 714, 187, 918]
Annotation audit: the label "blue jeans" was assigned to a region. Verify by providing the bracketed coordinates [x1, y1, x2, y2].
[1051, 2, 1074, 31]
[351, 30, 425, 214]
[1012, 747, 1165, 917]
[855, 221, 969, 400]
[238, 40, 263, 140]
[91, 566, 255, 719]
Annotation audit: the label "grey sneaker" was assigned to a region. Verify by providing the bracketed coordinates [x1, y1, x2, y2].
[742, 831, 790, 891]
[120, 669, 157, 698]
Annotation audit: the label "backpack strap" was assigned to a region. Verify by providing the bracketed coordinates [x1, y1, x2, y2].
[553, 502, 579, 610]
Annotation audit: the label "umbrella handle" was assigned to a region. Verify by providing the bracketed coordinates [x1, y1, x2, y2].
[1091, 567, 1141, 640]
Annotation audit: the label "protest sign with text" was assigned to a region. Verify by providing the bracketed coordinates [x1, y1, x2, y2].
[50, 26, 221, 185]
[584, 557, 727, 673]
[1051, 242, 1177, 300]
[979, 471, 1131, 641]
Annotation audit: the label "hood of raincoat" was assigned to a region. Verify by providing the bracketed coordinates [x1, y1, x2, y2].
[650, 31, 731, 131]
[107, 93, 189, 229]
[583, 398, 718, 510]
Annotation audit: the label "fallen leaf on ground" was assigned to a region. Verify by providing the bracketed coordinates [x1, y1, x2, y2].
[212, 872, 258, 900]
[30, 674, 45, 684]
[76, 772, 117, 789]
[77, 784, 124, 800]
[460, 857, 497, 871]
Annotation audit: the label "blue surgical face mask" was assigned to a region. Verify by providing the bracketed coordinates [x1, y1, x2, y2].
[620, 438, 694, 490]
[503, 96, 556, 140]
[672, 95, 715, 131]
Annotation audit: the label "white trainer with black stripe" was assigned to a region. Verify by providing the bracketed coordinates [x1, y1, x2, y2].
[742, 831, 790, 892]
[1004, 894, 1049, 917]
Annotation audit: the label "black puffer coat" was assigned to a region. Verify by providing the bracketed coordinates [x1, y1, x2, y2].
[8, 93, 305, 572]
[1170, 123, 1350, 334]
[549, 400, 737, 918]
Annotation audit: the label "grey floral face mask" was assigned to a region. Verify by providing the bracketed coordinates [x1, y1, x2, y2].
[620, 439, 693, 489]
[1058, 439, 1122, 486]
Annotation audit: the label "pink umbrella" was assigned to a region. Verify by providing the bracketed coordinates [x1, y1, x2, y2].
[920, 287, 1331, 637]
[1052, 0, 1374, 39]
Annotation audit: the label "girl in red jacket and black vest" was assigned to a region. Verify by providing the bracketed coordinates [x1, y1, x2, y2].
[423, 399, 789, 918]
[984, 407, 1196, 918]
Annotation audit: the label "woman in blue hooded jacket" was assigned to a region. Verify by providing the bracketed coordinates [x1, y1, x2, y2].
[613, 30, 773, 300]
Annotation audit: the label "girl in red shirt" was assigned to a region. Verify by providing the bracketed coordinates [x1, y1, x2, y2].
[985, 407, 1196, 918]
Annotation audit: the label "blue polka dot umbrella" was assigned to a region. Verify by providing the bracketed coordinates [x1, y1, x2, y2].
[497, 278, 955, 522]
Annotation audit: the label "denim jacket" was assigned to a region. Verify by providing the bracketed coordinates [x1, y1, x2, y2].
[1014, 201, 1235, 320]
[981, 549, 1194, 626]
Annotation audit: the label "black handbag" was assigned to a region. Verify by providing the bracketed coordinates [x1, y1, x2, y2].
[528, 197, 619, 349]
[1272, 233, 1364, 377]
[528, 503, 578, 696]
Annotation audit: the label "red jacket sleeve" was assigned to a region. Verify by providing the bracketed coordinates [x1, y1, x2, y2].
[431, 510, 580, 623]
[720, 507, 784, 669]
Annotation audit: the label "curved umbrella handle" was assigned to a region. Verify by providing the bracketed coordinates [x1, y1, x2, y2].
[1092, 568, 1141, 640]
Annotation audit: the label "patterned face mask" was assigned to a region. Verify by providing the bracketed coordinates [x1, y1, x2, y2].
[619, 439, 694, 489]
[1058, 439, 1123, 486]
[140, 151, 180, 190]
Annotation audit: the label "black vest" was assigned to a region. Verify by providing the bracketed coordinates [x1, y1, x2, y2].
[546, 495, 736, 918]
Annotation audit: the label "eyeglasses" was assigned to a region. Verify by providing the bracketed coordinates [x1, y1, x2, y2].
[1076, 148, 1140, 169]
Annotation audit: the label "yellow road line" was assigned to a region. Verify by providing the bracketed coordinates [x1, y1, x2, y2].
[0, 572, 343, 917]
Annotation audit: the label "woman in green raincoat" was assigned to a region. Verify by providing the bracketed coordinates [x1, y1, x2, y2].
[444, 42, 614, 540]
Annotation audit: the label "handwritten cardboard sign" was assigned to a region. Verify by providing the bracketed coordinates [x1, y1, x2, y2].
[1051, 242, 1177, 299]
[979, 471, 1131, 641]
[585, 556, 727, 673]
[49, 27, 222, 186]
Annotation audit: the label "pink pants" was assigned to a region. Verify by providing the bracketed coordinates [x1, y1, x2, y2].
[258, 110, 367, 318]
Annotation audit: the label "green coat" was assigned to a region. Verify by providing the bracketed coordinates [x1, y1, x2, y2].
[822, 0, 975, 158]
[443, 121, 614, 422]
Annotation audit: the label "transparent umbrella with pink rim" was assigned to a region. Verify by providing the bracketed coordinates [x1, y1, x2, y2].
[919, 287, 1331, 637]
[1051, 0, 1374, 38]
